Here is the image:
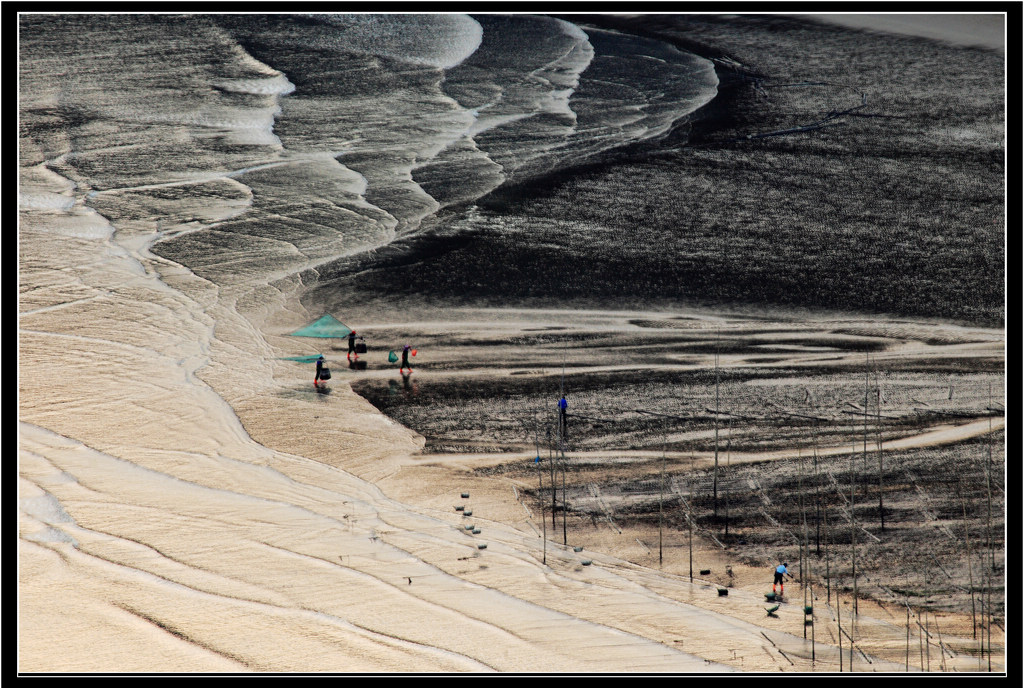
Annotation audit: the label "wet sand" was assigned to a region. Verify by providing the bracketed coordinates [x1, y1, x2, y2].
[20, 217, 1004, 671]
[19, 13, 1006, 675]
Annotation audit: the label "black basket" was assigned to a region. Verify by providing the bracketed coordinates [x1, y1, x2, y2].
[319, 368, 331, 380]
[354, 342, 367, 354]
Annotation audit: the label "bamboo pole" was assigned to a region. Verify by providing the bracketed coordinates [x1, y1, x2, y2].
[925, 616, 930, 671]
[803, 519, 809, 641]
[985, 554, 992, 671]
[849, 600, 856, 672]
[713, 332, 720, 518]
[688, 463, 694, 581]
[978, 596, 984, 671]
[814, 415, 821, 555]
[809, 563, 815, 664]
[905, 601, 911, 672]
[659, 444, 665, 566]
[921, 614, 929, 667]
[838, 588, 843, 672]
[934, 613, 947, 672]
[876, 372, 884, 532]
[534, 420, 546, 566]
[798, 446, 803, 586]
[959, 481, 978, 639]
[725, 416, 732, 538]
[863, 352, 870, 504]
[825, 506, 831, 606]
[985, 382, 995, 672]
[560, 341, 567, 545]
[851, 426, 859, 616]
[561, 442, 567, 546]
[548, 427, 556, 531]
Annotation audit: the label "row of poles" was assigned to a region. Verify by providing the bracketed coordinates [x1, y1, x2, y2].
[518, 335, 1000, 671]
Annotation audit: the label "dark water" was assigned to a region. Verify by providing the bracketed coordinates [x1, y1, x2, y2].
[19, 13, 1004, 326]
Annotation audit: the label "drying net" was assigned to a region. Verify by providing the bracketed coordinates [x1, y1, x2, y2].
[287, 314, 352, 339]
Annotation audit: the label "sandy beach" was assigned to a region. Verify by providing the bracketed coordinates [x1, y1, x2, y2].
[19, 12, 1005, 674]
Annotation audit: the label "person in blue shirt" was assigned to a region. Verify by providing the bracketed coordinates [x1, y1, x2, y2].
[558, 396, 568, 442]
[773, 562, 792, 595]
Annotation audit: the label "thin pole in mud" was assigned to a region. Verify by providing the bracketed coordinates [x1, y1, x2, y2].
[958, 480, 978, 639]
[850, 422, 859, 617]
[984, 592, 991, 672]
[811, 582, 816, 665]
[802, 451, 810, 630]
[863, 352, 870, 506]
[659, 443, 666, 566]
[798, 445, 804, 585]
[725, 416, 732, 539]
[547, 427, 556, 532]
[532, 415, 546, 566]
[713, 330, 720, 518]
[987, 382, 995, 575]
[813, 413, 821, 555]
[837, 587, 843, 672]
[876, 370, 884, 532]
[539, 457, 546, 565]
[924, 615, 930, 671]
[561, 443, 567, 547]
[977, 597, 984, 671]
[803, 520, 808, 641]
[906, 600, 911, 672]
[921, 610, 929, 667]
[824, 506, 831, 606]
[934, 612, 947, 672]
[849, 602, 856, 672]
[688, 457, 694, 581]
[560, 337, 567, 547]
[985, 384, 995, 673]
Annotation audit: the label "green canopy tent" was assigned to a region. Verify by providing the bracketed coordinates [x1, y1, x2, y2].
[278, 314, 352, 364]
[287, 314, 352, 340]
